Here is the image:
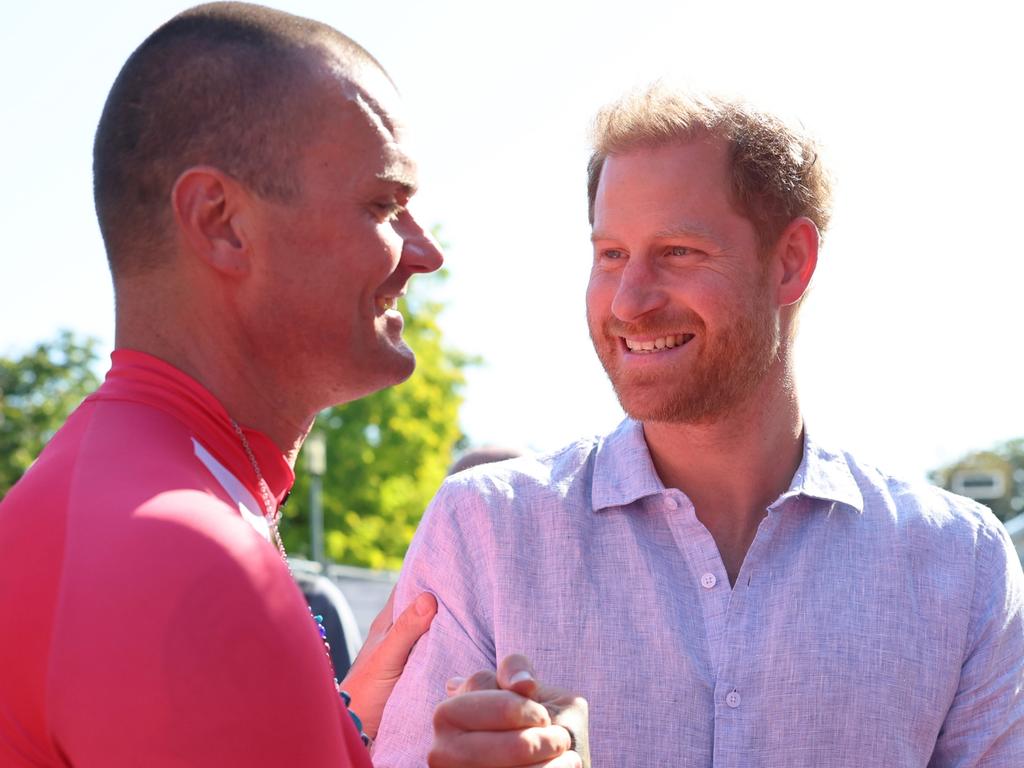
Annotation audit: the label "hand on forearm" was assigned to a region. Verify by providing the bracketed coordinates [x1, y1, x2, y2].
[339, 588, 436, 738]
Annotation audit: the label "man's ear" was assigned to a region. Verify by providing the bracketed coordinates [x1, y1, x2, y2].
[773, 216, 819, 307]
[171, 166, 251, 276]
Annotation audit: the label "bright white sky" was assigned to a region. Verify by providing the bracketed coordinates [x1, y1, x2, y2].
[1, 0, 1021, 481]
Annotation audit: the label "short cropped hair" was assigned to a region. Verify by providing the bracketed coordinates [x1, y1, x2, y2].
[448, 445, 523, 475]
[93, 2, 386, 277]
[587, 84, 833, 251]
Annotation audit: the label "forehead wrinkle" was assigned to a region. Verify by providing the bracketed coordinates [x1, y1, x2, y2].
[590, 221, 721, 244]
[351, 90, 397, 143]
[308, 52, 395, 135]
[329, 81, 416, 193]
[342, 84, 416, 192]
[652, 221, 722, 243]
[323, 52, 398, 134]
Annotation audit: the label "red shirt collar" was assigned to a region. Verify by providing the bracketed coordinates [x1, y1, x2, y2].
[89, 349, 295, 506]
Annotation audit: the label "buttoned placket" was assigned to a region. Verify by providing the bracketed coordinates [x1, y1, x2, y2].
[662, 489, 786, 767]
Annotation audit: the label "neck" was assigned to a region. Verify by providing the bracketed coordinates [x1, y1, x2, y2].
[642, 365, 804, 521]
[642, 366, 803, 586]
[114, 280, 312, 467]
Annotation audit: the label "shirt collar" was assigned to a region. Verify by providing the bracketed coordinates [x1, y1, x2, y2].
[88, 349, 295, 507]
[775, 428, 864, 514]
[592, 419, 667, 511]
[591, 418, 863, 514]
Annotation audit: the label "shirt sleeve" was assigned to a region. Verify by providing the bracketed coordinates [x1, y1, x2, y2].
[48, 494, 373, 768]
[929, 518, 1024, 766]
[372, 480, 498, 767]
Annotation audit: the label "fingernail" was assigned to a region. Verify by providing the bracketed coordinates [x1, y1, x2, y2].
[445, 676, 466, 693]
[508, 670, 534, 686]
[415, 593, 434, 616]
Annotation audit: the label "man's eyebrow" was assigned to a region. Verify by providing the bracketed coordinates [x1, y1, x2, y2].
[377, 155, 417, 196]
[376, 171, 416, 197]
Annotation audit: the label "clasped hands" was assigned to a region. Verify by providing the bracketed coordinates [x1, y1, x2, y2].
[431, 653, 590, 768]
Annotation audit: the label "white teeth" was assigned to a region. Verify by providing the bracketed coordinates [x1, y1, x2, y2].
[624, 334, 690, 353]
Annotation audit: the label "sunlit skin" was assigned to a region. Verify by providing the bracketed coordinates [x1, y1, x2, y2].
[586, 136, 819, 583]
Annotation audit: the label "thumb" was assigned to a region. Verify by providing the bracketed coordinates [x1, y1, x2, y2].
[373, 591, 437, 674]
[496, 653, 539, 698]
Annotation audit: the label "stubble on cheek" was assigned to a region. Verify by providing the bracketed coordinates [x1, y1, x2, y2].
[590, 300, 779, 425]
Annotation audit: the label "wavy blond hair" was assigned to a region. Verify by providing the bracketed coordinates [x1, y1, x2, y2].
[587, 84, 833, 252]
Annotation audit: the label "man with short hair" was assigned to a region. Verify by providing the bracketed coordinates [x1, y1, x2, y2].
[0, 4, 584, 766]
[373, 85, 1024, 766]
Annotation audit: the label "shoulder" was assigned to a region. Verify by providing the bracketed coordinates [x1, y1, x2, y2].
[440, 434, 603, 509]
[406, 434, 605, 566]
[0, 396, 211, 562]
[49, 484, 311, 703]
[836, 447, 1014, 567]
[7, 395, 213, 516]
[847, 450, 975, 518]
[48, 494, 348, 765]
[23, 396, 291, 616]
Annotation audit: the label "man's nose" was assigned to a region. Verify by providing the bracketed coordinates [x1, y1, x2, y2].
[610, 258, 666, 322]
[396, 212, 444, 275]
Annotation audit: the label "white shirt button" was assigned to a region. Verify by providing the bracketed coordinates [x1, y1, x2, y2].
[663, 496, 678, 510]
[700, 572, 717, 589]
[725, 690, 741, 708]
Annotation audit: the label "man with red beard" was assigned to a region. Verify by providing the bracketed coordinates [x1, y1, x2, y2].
[372, 85, 1024, 767]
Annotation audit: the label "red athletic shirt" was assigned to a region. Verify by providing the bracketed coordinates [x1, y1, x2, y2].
[0, 350, 372, 767]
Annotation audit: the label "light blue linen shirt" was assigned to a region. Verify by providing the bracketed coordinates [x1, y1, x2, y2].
[373, 419, 1024, 767]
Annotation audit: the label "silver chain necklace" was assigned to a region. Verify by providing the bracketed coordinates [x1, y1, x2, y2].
[228, 419, 371, 746]
[231, 419, 290, 568]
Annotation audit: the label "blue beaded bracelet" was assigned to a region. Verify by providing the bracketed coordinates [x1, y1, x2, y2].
[311, 609, 371, 748]
[339, 689, 371, 747]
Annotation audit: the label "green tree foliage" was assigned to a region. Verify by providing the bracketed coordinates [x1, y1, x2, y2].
[282, 271, 474, 569]
[930, 438, 1024, 522]
[0, 332, 101, 496]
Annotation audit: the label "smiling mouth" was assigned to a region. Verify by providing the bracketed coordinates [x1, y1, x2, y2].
[623, 333, 695, 353]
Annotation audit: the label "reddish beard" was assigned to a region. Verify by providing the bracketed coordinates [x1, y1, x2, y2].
[589, 295, 780, 425]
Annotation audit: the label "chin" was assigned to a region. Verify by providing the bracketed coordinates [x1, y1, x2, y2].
[608, 372, 713, 425]
[392, 341, 417, 375]
[373, 345, 418, 389]
[322, 344, 417, 406]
